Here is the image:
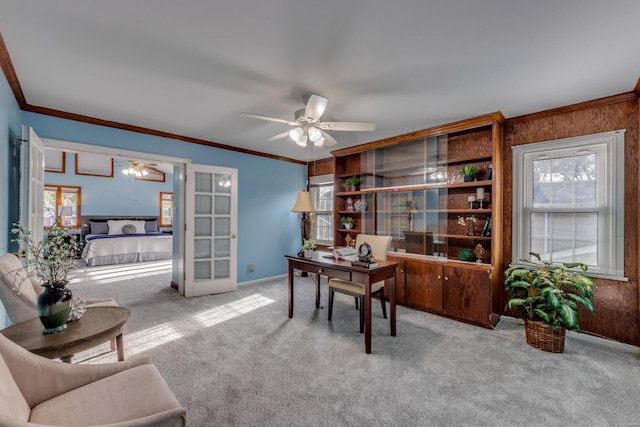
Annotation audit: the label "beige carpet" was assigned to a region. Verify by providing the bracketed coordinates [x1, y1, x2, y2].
[67, 261, 640, 426]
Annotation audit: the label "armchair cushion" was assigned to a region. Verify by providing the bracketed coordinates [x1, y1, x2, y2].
[29, 365, 183, 426]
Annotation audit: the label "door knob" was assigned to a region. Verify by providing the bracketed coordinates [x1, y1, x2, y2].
[231, 234, 236, 239]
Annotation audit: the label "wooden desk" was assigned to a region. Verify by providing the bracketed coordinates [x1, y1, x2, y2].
[0, 307, 130, 363]
[286, 252, 398, 354]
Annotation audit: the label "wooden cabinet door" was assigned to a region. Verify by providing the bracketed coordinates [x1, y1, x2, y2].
[405, 259, 443, 312]
[442, 265, 491, 325]
[384, 257, 405, 304]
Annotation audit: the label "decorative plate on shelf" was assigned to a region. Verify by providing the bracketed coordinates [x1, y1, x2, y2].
[354, 199, 367, 211]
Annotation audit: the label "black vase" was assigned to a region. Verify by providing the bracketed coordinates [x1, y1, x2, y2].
[37, 283, 73, 334]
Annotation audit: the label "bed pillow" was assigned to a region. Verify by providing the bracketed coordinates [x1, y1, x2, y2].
[107, 219, 147, 235]
[90, 221, 109, 235]
[107, 220, 129, 235]
[144, 219, 159, 233]
[130, 220, 146, 234]
[122, 224, 137, 234]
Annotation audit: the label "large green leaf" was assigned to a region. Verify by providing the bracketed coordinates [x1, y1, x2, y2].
[504, 280, 531, 291]
[532, 309, 551, 323]
[505, 298, 526, 310]
[563, 293, 595, 313]
[558, 304, 578, 329]
[541, 287, 562, 309]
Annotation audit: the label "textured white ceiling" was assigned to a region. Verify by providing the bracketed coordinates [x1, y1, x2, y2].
[1, 0, 639, 162]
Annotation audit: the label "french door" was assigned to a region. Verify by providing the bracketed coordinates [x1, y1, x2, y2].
[20, 126, 45, 246]
[184, 164, 238, 297]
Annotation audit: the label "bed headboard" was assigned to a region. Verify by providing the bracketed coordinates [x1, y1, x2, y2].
[81, 216, 160, 240]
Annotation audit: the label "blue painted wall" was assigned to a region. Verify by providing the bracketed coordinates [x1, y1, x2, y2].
[23, 112, 306, 285]
[0, 70, 23, 328]
[45, 152, 173, 217]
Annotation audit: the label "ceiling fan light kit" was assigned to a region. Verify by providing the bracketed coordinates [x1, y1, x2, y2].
[242, 93, 375, 148]
[122, 160, 150, 177]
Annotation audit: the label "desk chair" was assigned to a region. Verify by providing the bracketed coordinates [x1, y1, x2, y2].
[328, 234, 392, 333]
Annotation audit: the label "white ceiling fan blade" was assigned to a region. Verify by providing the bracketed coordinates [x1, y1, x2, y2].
[241, 112, 296, 126]
[319, 121, 376, 131]
[319, 130, 338, 146]
[304, 94, 328, 121]
[266, 131, 291, 142]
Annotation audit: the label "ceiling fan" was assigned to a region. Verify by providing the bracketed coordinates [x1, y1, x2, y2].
[120, 159, 158, 177]
[241, 94, 376, 147]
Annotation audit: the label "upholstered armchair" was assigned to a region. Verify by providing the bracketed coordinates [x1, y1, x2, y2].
[0, 253, 117, 324]
[0, 333, 187, 426]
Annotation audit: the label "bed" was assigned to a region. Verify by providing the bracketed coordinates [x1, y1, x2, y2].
[80, 216, 173, 267]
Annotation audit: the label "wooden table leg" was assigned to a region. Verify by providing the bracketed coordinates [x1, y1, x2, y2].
[314, 273, 321, 309]
[116, 333, 125, 361]
[365, 279, 372, 354]
[288, 265, 294, 318]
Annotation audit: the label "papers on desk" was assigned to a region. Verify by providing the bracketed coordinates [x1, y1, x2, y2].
[322, 247, 358, 261]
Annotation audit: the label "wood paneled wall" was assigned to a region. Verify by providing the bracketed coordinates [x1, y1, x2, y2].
[503, 93, 640, 345]
[308, 157, 334, 178]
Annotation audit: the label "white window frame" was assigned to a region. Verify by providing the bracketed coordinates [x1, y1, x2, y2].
[512, 130, 625, 280]
[310, 174, 334, 246]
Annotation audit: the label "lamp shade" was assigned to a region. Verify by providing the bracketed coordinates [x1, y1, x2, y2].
[291, 191, 316, 213]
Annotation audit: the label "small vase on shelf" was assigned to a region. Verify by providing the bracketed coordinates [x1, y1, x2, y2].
[347, 198, 355, 211]
[467, 222, 475, 236]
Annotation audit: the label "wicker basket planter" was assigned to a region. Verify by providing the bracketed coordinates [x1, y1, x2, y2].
[524, 319, 566, 353]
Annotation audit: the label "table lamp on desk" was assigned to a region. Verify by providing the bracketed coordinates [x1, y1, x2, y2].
[291, 191, 316, 253]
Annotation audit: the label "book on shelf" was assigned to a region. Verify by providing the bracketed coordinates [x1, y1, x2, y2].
[481, 217, 492, 237]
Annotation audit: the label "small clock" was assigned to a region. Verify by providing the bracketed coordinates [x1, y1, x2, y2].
[358, 242, 373, 263]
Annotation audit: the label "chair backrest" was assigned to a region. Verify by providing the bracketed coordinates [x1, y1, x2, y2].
[0, 335, 32, 422]
[0, 253, 42, 324]
[355, 234, 392, 261]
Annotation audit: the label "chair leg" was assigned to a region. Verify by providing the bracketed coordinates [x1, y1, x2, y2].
[379, 288, 387, 319]
[328, 289, 334, 321]
[354, 296, 359, 310]
[359, 296, 364, 333]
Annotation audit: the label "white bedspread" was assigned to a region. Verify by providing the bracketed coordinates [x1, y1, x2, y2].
[82, 234, 173, 266]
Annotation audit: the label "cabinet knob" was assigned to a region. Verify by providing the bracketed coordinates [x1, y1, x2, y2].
[444, 276, 449, 281]
[437, 275, 441, 280]
[399, 269, 404, 273]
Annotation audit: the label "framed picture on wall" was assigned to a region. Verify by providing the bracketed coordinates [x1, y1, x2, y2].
[135, 166, 166, 182]
[45, 148, 66, 173]
[75, 153, 114, 177]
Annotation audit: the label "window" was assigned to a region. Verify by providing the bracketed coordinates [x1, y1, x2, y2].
[512, 130, 625, 279]
[44, 185, 81, 228]
[310, 174, 333, 246]
[160, 192, 174, 227]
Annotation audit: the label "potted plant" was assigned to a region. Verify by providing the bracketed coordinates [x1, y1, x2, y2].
[340, 216, 355, 230]
[504, 252, 596, 353]
[460, 164, 478, 182]
[11, 223, 80, 334]
[342, 176, 361, 191]
[457, 248, 475, 262]
[302, 239, 316, 258]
